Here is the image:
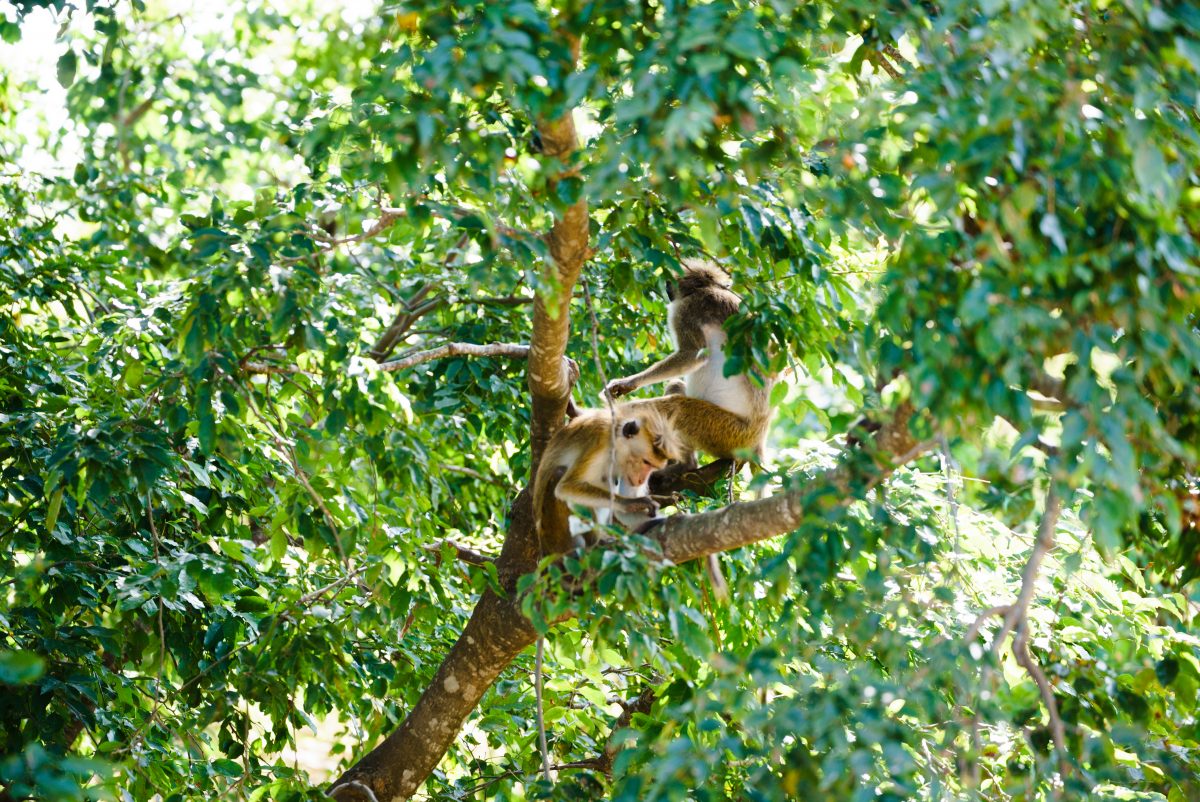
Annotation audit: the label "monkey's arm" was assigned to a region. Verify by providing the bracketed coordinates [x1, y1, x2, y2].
[607, 349, 708, 397]
[556, 477, 660, 517]
[606, 323, 709, 398]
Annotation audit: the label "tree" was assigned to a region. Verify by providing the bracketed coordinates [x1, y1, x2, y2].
[1, 1, 1198, 801]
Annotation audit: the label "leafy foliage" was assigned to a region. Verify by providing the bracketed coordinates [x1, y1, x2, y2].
[1, 0, 1198, 801]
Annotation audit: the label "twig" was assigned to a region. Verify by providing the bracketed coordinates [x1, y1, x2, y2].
[176, 567, 368, 697]
[1012, 623, 1069, 772]
[122, 495, 167, 755]
[990, 486, 1064, 655]
[535, 639, 552, 782]
[244, 386, 348, 565]
[423, 540, 494, 566]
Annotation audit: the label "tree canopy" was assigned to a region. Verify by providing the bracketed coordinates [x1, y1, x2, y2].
[1, 1, 1199, 800]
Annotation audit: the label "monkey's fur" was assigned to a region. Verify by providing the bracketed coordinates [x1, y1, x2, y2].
[534, 404, 683, 555]
[606, 259, 775, 464]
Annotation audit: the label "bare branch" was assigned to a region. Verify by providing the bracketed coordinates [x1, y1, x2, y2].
[636, 407, 928, 566]
[871, 49, 903, 79]
[242, 361, 305, 375]
[990, 486, 1064, 655]
[1012, 624, 1069, 770]
[439, 463, 506, 487]
[378, 342, 531, 372]
[122, 95, 157, 127]
[370, 233, 471, 361]
[423, 540, 494, 566]
[964, 604, 1011, 644]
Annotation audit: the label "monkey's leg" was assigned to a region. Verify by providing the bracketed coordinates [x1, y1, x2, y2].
[656, 396, 762, 460]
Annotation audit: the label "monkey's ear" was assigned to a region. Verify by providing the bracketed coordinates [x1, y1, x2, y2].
[621, 420, 641, 438]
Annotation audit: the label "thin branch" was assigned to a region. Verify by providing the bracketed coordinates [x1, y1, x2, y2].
[964, 605, 1011, 645]
[990, 486, 1064, 655]
[423, 540, 494, 566]
[314, 207, 407, 247]
[595, 686, 657, 775]
[1012, 623, 1069, 771]
[121, 95, 157, 127]
[439, 463, 506, 487]
[242, 361, 305, 375]
[370, 232, 471, 361]
[122, 496, 167, 756]
[244, 386, 348, 565]
[379, 342, 531, 372]
[871, 48, 903, 79]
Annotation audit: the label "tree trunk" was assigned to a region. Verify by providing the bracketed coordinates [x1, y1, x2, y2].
[328, 588, 536, 801]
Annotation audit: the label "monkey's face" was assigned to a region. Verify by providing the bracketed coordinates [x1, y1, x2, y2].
[619, 419, 676, 486]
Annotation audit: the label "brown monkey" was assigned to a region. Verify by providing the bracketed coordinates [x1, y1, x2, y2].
[606, 259, 775, 464]
[534, 404, 683, 555]
[606, 260, 777, 600]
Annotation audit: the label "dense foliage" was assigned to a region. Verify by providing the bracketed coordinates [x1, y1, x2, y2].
[1, 1, 1198, 800]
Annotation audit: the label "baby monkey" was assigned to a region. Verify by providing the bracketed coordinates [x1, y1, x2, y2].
[534, 403, 683, 555]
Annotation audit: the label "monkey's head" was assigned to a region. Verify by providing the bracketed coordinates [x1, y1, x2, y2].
[617, 411, 682, 487]
[666, 258, 733, 300]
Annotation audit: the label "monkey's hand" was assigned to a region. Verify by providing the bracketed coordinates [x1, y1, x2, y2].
[605, 377, 638, 399]
[619, 495, 660, 518]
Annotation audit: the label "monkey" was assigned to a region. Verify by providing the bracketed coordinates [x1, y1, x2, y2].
[530, 403, 681, 787]
[605, 259, 775, 464]
[533, 403, 684, 556]
[605, 259, 778, 600]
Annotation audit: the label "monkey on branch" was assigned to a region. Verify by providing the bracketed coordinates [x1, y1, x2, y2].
[535, 260, 777, 596]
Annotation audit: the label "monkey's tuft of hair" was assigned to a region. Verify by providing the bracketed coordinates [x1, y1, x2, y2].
[652, 420, 685, 466]
[626, 406, 684, 466]
[674, 258, 733, 297]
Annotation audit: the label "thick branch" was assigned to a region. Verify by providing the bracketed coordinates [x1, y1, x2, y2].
[526, 109, 589, 472]
[328, 407, 923, 801]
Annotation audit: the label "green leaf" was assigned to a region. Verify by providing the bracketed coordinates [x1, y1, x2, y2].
[56, 50, 78, 88]
[555, 177, 583, 205]
[0, 651, 46, 684]
[45, 488, 63, 534]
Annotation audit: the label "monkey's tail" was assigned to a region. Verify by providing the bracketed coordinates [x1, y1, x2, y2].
[535, 638, 552, 783]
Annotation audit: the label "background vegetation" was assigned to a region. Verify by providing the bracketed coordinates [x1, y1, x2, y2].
[1, 0, 1198, 800]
